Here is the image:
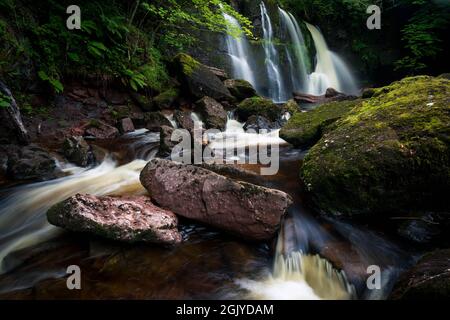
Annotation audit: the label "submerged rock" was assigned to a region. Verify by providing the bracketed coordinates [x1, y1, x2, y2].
[301, 76, 450, 217]
[47, 194, 182, 245]
[224, 79, 257, 101]
[140, 159, 292, 241]
[195, 96, 227, 130]
[280, 100, 360, 148]
[236, 96, 281, 122]
[172, 53, 233, 102]
[390, 249, 450, 300]
[62, 136, 95, 167]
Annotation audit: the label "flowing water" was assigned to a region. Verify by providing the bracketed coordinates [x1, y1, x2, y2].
[0, 119, 414, 299]
[222, 2, 359, 98]
[260, 2, 286, 102]
[222, 10, 257, 90]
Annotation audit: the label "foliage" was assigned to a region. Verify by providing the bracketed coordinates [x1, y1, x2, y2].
[395, 0, 450, 74]
[0, 0, 251, 93]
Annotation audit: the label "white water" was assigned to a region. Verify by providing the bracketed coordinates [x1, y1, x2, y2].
[260, 2, 286, 103]
[238, 224, 355, 300]
[279, 8, 309, 92]
[0, 130, 160, 274]
[223, 11, 257, 89]
[221, 3, 359, 99]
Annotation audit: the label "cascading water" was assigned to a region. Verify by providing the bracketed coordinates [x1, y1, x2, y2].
[221, 2, 359, 99]
[222, 10, 257, 89]
[305, 22, 359, 95]
[260, 2, 286, 103]
[278, 8, 309, 93]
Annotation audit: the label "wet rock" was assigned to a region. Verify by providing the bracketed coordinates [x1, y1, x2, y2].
[293, 88, 354, 104]
[129, 92, 153, 112]
[236, 97, 281, 122]
[140, 159, 292, 241]
[397, 212, 450, 245]
[47, 194, 182, 245]
[84, 120, 120, 140]
[282, 99, 300, 115]
[153, 88, 180, 109]
[301, 76, 450, 217]
[390, 249, 450, 300]
[118, 118, 135, 134]
[62, 136, 95, 167]
[196, 163, 259, 181]
[0, 81, 29, 144]
[144, 112, 173, 132]
[173, 53, 233, 102]
[157, 125, 178, 158]
[174, 110, 195, 133]
[280, 99, 360, 148]
[195, 96, 227, 130]
[206, 66, 228, 81]
[224, 79, 256, 101]
[243, 115, 275, 131]
[7, 144, 62, 181]
[102, 90, 128, 105]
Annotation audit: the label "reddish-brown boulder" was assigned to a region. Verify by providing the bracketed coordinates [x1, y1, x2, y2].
[140, 159, 292, 241]
[47, 194, 182, 245]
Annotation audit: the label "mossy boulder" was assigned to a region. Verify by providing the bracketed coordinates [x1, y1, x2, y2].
[282, 99, 301, 115]
[153, 87, 180, 109]
[236, 96, 281, 122]
[301, 76, 450, 217]
[224, 79, 257, 101]
[172, 53, 233, 102]
[280, 100, 360, 148]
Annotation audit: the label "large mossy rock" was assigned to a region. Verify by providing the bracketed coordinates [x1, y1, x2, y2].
[390, 249, 450, 300]
[224, 79, 256, 101]
[236, 96, 281, 122]
[172, 53, 233, 102]
[301, 76, 450, 217]
[280, 100, 360, 148]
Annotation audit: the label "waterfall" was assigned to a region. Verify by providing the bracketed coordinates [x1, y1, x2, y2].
[221, 2, 359, 101]
[222, 11, 257, 89]
[260, 2, 286, 103]
[237, 221, 356, 300]
[278, 8, 309, 92]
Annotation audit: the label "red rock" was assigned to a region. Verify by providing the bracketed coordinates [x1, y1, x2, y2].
[118, 118, 135, 134]
[47, 194, 182, 245]
[140, 159, 292, 241]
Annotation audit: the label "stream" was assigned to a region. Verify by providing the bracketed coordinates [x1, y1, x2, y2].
[0, 119, 416, 299]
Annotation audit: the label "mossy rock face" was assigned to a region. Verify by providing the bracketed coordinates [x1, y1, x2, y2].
[301, 76, 450, 217]
[224, 79, 257, 101]
[236, 96, 281, 122]
[282, 99, 301, 115]
[280, 99, 361, 148]
[172, 53, 233, 102]
[153, 88, 180, 109]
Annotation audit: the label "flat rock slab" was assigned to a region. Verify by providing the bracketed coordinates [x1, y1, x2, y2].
[47, 194, 182, 245]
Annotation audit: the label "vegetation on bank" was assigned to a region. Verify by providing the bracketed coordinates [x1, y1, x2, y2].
[0, 0, 251, 95]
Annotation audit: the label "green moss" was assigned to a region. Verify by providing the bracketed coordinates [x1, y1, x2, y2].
[300, 76, 450, 217]
[280, 99, 361, 148]
[174, 53, 200, 76]
[153, 87, 180, 109]
[236, 96, 281, 122]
